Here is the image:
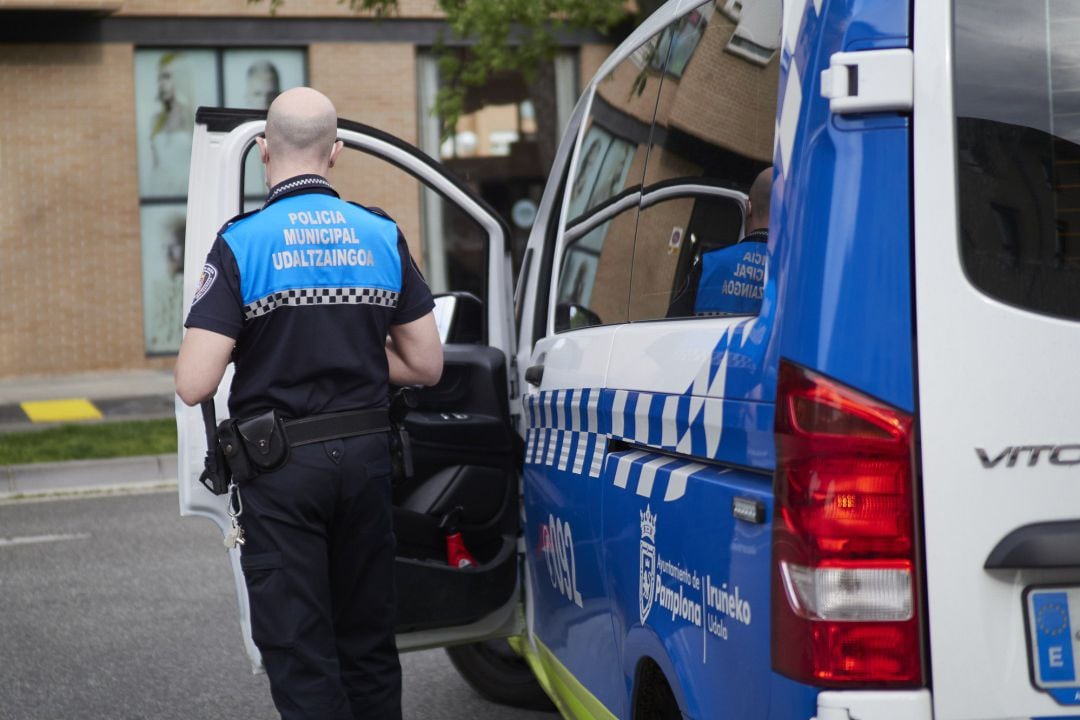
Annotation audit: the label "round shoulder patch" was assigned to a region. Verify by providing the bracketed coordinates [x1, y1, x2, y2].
[192, 264, 218, 306]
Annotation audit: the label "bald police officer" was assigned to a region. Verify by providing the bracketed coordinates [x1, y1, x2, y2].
[176, 87, 441, 720]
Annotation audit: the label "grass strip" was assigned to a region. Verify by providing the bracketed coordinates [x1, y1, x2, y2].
[0, 419, 177, 465]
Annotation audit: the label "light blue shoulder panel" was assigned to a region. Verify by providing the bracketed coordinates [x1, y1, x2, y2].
[223, 194, 403, 310]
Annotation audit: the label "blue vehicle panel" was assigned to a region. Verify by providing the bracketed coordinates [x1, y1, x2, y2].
[523, 387, 632, 718]
[523, 386, 781, 718]
[601, 455, 771, 719]
[521, 0, 914, 716]
[766, 0, 914, 411]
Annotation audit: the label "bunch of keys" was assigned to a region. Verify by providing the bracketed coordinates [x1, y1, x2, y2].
[224, 481, 246, 550]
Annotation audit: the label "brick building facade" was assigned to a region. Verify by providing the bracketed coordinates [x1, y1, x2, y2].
[0, 0, 608, 378]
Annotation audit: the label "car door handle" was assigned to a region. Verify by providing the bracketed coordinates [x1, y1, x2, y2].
[525, 364, 544, 386]
[985, 520, 1080, 569]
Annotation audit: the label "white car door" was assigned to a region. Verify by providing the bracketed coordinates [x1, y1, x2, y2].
[177, 108, 518, 670]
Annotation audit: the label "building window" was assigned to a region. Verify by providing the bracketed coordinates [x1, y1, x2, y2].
[133, 47, 306, 354]
[417, 51, 578, 288]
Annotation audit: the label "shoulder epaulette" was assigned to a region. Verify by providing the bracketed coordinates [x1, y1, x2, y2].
[347, 201, 396, 223]
[216, 208, 260, 236]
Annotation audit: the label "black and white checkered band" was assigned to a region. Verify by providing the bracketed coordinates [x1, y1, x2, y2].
[265, 175, 335, 204]
[244, 287, 399, 320]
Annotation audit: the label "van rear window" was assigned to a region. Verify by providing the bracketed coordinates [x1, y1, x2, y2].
[955, 0, 1080, 321]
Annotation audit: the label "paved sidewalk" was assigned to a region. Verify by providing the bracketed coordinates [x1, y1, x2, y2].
[0, 370, 179, 498]
[0, 369, 176, 433]
[0, 455, 178, 501]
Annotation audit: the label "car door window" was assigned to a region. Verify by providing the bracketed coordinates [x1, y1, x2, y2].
[630, 0, 779, 321]
[553, 31, 666, 332]
[955, 0, 1080, 321]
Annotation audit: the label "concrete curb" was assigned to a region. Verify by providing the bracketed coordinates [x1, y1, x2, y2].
[0, 454, 178, 499]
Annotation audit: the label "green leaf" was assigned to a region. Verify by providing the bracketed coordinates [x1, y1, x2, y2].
[247, 0, 637, 136]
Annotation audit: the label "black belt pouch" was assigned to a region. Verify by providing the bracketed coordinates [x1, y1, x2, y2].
[218, 410, 290, 481]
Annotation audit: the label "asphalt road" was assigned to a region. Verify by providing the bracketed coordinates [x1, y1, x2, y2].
[0, 489, 556, 720]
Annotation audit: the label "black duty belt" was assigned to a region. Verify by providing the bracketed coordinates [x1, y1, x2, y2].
[284, 408, 390, 446]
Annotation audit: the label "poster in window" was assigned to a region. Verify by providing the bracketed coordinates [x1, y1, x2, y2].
[588, 136, 635, 210]
[567, 125, 613, 222]
[558, 247, 600, 308]
[223, 49, 307, 200]
[134, 49, 218, 198]
[140, 204, 188, 353]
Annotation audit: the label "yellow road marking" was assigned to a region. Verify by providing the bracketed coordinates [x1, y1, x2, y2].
[20, 399, 103, 423]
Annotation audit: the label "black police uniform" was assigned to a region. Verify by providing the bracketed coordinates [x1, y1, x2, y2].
[185, 174, 433, 720]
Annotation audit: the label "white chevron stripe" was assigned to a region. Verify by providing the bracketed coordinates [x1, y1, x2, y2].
[572, 432, 589, 474]
[782, 0, 809, 54]
[774, 118, 782, 167]
[611, 391, 628, 438]
[590, 439, 605, 478]
[779, 57, 803, 178]
[636, 456, 678, 498]
[613, 451, 648, 489]
[664, 463, 708, 502]
[688, 359, 708, 420]
[676, 430, 694, 455]
[705, 398, 725, 459]
[634, 393, 652, 443]
[534, 429, 546, 464]
[699, 371, 725, 455]
[587, 391, 599, 433]
[570, 389, 582, 430]
[558, 432, 572, 471]
[545, 429, 557, 466]
[708, 346, 729, 398]
[661, 395, 679, 448]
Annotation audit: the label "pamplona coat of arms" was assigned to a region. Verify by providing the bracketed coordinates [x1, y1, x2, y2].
[639, 504, 657, 625]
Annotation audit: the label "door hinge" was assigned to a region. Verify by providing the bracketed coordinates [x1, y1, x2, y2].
[509, 355, 520, 399]
[820, 48, 913, 115]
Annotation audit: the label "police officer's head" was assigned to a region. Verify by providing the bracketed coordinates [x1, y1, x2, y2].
[256, 87, 344, 187]
[747, 167, 773, 233]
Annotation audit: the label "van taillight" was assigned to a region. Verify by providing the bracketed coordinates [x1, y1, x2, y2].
[772, 360, 923, 687]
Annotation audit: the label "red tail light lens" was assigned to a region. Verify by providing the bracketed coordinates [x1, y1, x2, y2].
[772, 361, 923, 687]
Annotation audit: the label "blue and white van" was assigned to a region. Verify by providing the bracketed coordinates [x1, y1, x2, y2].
[178, 1, 1080, 718]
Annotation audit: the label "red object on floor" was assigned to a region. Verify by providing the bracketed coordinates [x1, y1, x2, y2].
[445, 531, 477, 568]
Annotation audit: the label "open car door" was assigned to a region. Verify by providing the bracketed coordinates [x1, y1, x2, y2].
[177, 108, 519, 669]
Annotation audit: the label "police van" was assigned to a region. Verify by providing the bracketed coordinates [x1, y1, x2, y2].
[177, 0, 1080, 718]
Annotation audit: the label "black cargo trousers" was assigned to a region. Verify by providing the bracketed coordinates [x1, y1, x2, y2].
[237, 432, 402, 720]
